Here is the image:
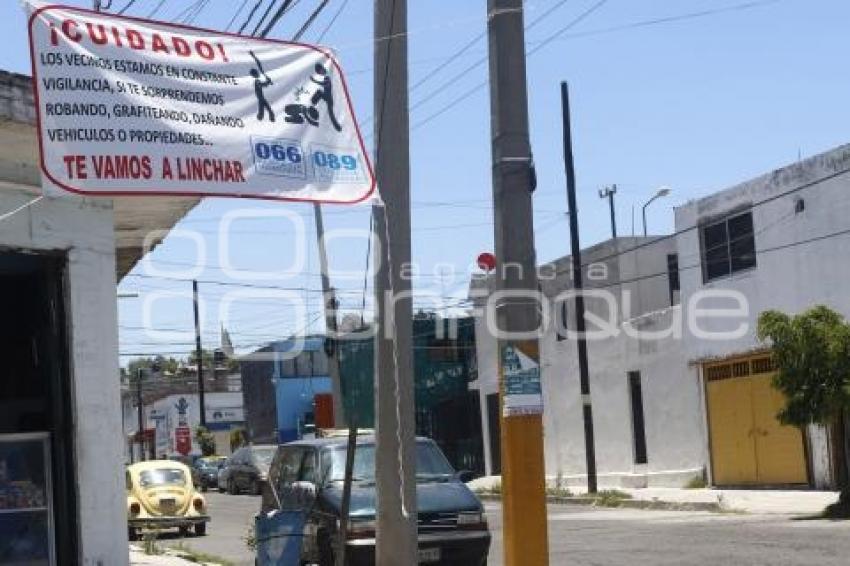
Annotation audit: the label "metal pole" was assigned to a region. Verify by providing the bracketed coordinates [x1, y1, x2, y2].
[642, 201, 649, 236]
[373, 0, 417, 564]
[313, 203, 346, 427]
[488, 2, 549, 564]
[599, 185, 617, 239]
[193, 280, 206, 427]
[562, 81, 598, 494]
[136, 368, 144, 462]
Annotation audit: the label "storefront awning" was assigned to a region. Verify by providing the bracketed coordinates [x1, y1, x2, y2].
[0, 71, 200, 279]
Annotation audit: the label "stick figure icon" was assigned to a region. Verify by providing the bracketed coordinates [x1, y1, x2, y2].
[309, 63, 341, 132]
[250, 51, 275, 122]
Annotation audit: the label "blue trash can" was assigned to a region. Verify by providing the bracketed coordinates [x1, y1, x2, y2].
[255, 509, 307, 566]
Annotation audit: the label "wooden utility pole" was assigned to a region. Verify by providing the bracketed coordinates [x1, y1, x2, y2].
[373, 0, 417, 565]
[487, 1, 549, 564]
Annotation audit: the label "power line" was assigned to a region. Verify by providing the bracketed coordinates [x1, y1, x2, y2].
[363, 0, 576, 130]
[316, 0, 349, 43]
[117, 0, 138, 15]
[548, 0, 783, 43]
[146, 0, 167, 19]
[185, 0, 211, 25]
[576, 167, 850, 270]
[256, 0, 301, 38]
[225, 0, 251, 31]
[293, 0, 331, 41]
[252, 0, 283, 36]
[410, 0, 780, 135]
[238, 0, 265, 34]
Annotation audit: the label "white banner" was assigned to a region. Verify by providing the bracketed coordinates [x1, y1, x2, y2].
[26, 2, 375, 204]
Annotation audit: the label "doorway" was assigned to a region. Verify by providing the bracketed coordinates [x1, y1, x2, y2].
[705, 355, 808, 486]
[0, 250, 77, 564]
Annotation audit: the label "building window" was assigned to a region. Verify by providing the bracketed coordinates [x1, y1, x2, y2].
[628, 371, 648, 465]
[701, 210, 756, 282]
[666, 254, 680, 306]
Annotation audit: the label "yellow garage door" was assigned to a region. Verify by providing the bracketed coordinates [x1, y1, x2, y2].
[705, 356, 807, 486]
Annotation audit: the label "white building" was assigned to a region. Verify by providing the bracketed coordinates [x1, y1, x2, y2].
[0, 71, 196, 564]
[472, 143, 850, 490]
[122, 389, 245, 461]
[674, 143, 850, 489]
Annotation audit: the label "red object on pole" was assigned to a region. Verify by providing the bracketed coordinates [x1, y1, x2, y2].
[175, 427, 192, 456]
[477, 252, 496, 272]
[314, 393, 335, 429]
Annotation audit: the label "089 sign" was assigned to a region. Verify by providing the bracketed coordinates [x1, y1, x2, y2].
[251, 137, 365, 185]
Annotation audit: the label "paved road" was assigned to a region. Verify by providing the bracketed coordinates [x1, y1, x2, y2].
[158, 491, 258, 565]
[157, 494, 850, 565]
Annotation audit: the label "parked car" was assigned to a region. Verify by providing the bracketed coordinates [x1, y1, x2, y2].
[126, 460, 209, 540]
[256, 436, 490, 566]
[191, 456, 226, 492]
[224, 444, 276, 495]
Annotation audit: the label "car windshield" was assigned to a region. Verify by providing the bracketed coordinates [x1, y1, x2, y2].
[253, 447, 276, 472]
[138, 468, 186, 488]
[323, 441, 454, 484]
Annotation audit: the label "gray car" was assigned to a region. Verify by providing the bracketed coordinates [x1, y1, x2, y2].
[223, 444, 276, 495]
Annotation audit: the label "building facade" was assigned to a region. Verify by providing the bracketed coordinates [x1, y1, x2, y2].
[0, 71, 197, 564]
[673, 143, 850, 488]
[472, 143, 850, 490]
[241, 337, 332, 444]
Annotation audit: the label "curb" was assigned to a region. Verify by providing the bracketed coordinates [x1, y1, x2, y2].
[477, 493, 723, 513]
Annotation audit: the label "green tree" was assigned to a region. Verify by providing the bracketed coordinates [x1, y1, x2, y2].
[126, 355, 180, 378]
[194, 425, 217, 457]
[757, 305, 850, 510]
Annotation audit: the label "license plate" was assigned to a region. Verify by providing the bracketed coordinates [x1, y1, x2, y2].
[418, 547, 441, 563]
[159, 498, 176, 507]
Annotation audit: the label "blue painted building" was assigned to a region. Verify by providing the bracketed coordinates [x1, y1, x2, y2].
[242, 337, 332, 444]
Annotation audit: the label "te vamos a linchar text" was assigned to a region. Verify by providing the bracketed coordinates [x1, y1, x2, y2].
[61, 155, 246, 184]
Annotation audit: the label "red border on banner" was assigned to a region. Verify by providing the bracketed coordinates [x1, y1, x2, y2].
[27, 4, 376, 205]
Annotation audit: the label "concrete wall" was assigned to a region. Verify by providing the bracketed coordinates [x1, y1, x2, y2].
[0, 184, 128, 565]
[470, 237, 702, 485]
[675, 144, 850, 488]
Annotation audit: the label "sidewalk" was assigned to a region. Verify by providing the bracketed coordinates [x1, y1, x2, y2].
[129, 544, 225, 565]
[469, 476, 840, 515]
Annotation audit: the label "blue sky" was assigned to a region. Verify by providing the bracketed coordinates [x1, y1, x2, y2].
[5, 0, 850, 364]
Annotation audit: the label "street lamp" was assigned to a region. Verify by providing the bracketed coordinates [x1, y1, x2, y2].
[642, 186, 672, 236]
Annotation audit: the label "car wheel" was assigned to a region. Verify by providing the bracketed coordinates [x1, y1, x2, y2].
[201, 484, 208, 493]
[195, 523, 207, 537]
[228, 478, 238, 495]
[217, 481, 226, 494]
[128, 527, 139, 542]
[179, 526, 190, 537]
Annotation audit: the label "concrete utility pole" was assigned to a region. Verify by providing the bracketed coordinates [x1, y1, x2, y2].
[562, 82, 598, 494]
[313, 204, 346, 426]
[487, 1, 549, 564]
[193, 279, 206, 427]
[373, 0, 417, 564]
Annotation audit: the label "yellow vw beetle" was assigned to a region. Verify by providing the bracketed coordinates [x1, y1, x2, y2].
[126, 460, 210, 540]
